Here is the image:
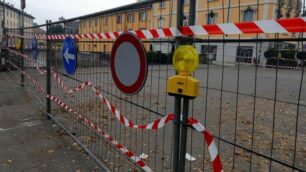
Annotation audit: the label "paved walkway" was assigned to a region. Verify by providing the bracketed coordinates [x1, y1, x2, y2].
[0, 72, 100, 172]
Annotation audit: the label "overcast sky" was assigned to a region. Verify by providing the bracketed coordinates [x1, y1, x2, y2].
[6, 0, 136, 24]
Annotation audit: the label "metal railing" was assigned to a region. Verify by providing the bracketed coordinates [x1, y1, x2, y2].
[2, 0, 306, 171]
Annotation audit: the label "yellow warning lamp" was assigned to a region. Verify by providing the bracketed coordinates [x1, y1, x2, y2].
[16, 38, 22, 50]
[167, 45, 199, 99]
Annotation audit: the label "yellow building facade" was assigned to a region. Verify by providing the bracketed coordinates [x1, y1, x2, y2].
[79, 5, 152, 52]
[78, 0, 301, 65]
[152, 0, 300, 38]
[151, 0, 301, 65]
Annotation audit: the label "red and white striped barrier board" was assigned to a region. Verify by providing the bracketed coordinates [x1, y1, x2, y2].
[8, 49, 224, 172]
[6, 17, 306, 41]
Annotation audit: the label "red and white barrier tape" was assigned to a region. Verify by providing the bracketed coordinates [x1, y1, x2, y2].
[188, 118, 223, 172]
[43, 67, 223, 172]
[7, 45, 61, 50]
[47, 95, 152, 172]
[7, 17, 306, 41]
[8, 49, 47, 75]
[8, 49, 73, 93]
[66, 81, 175, 130]
[8, 49, 224, 172]
[8, 61, 46, 93]
[8, 60, 152, 172]
[7, 34, 47, 40]
[71, 81, 224, 171]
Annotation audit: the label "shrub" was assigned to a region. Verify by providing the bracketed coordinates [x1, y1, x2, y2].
[146, 51, 172, 64]
[297, 52, 306, 60]
[264, 49, 278, 59]
[266, 58, 298, 68]
[264, 49, 297, 60]
[264, 49, 298, 68]
[281, 50, 296, 60]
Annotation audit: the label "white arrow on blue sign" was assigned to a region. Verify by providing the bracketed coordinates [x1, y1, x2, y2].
[31, 36, 38, 60]
[62, 37, 77, 75]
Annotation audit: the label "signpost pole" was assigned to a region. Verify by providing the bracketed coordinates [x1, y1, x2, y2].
[2, 0, 7, 70]
[171, 1, 198, 171]
[177, 1, 197, 171]
[2, 0, 5, 45]
[172, 96, 181, 172]
[172, 0, 184, 171]
[46, 20, 51, 119]
[20, 8, 24, 87]
[3, 0, 8, 70]
[178, 98, 190, 171]
[3, 29, 7, 70]
[189, 0, 196, 27]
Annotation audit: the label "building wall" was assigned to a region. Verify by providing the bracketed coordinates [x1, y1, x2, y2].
[152, 0, 301, 65]
[79, 7, 152, 52]
[153, 0, 299, 38]
[0, 2, 34, 46]
[0, 5, 33, 29]
[78, 0, 301, 65]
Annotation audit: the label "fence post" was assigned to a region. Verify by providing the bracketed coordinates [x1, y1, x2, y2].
[189, 0, 196, 26]
[171, 0, 198, 171]
[3, 29, 8, 70]
[172, 96, 182, 172]
[172, 0, 184, 171]
[3, 0, 7, 70]
[46, 20, 51, 119]
[177, 1, 197, 171]
[20, 9, 25, 87]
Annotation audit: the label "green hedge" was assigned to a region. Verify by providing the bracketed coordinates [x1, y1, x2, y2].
[266, 58, 298, 67]
[281, 50, 296, 60]
[297, 52, 306, 60]
[146, 51, 172, 64]
[264, 49, 297, 60]
[264, 49, 298, 67]
[264, 49, 278, 59]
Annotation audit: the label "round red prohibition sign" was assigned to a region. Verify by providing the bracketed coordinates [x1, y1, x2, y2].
[111, 32, 148, 95]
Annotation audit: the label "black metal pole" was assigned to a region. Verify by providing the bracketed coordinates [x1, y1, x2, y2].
[4, 29, 8, 70]
[20, 9, 24, 87]
[189, 0, 196, 26]
[177, 0, 184, 27]
[178, 98, 190, 171]
[2, 0, 5, 25]
[46, 20, 51, 119]
[172, 0, 184, 171]
[172, 96, 181, 172]
[2, 0, 5, 44]
[2, 1, 8, 70]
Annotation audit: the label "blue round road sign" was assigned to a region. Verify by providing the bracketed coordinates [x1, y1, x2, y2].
[62, 37, 77, 75]
[31, 36, 38, 60]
